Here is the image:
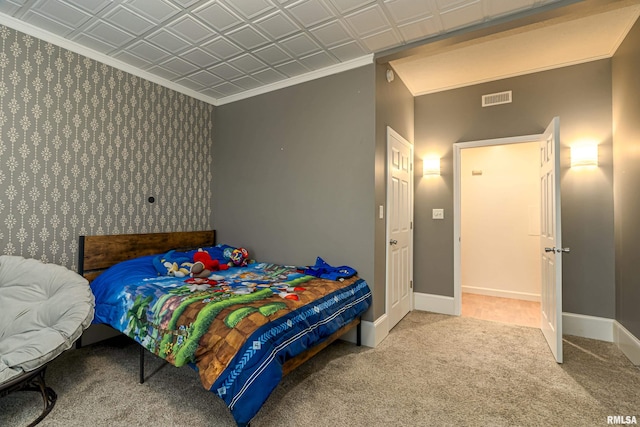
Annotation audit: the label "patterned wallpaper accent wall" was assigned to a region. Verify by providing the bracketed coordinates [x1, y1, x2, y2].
[0, 25, 214, 271]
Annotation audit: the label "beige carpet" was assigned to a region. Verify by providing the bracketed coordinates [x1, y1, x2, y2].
[1, 311, 639, 427]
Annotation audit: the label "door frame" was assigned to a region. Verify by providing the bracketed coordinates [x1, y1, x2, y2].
[453, 134, 543, 316]
[385, 126, 414, 328]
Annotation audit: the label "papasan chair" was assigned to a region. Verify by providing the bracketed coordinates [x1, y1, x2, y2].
[0, 255, 94, 426]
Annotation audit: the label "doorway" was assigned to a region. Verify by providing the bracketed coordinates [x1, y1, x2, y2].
[454, 135, 542, 328]
[453, 119, 563, 362]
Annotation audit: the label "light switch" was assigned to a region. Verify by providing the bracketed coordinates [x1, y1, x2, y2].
[379, 205, 384, 219]
[432, 209, 444, 220]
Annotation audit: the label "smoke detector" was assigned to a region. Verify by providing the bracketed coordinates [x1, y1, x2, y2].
[386, 69, 394, 83]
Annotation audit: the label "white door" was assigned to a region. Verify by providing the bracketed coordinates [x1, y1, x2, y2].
[540, 117, 565, 363]
[386, 126, 413, 330]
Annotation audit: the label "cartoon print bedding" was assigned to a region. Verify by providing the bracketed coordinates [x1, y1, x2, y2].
[90, 247, 372, 426]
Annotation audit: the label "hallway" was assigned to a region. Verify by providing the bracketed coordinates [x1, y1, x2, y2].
[462, 293, 540, 328]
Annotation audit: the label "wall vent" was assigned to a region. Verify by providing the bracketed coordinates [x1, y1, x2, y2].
[482, 90, 512, 107]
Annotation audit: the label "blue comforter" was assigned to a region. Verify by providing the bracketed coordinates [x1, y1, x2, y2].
[90, 251, 372, 426]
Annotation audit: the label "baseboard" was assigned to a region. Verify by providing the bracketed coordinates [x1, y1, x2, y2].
[614, 321, 640, 365]
[462, 286, 540, 302]
[414, 292, 456, 316]
[340, 315, 388, 348]
[562, 312, 614, 342]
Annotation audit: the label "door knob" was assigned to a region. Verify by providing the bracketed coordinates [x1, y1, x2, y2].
[389, 239, 398, 245]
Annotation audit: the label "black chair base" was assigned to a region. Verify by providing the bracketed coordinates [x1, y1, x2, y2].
[0, 366, 57, 426]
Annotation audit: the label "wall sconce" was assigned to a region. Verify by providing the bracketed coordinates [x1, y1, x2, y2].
[570, 144, 598, 168]
[423, 157, 441, 176]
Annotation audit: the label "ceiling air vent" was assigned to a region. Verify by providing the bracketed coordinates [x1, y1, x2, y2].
[482, 90, 512, 107]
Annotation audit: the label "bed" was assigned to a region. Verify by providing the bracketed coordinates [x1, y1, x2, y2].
[77, 230, 372, 426]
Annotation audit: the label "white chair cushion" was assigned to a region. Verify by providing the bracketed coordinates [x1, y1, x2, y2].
[0, 256, 94, 384]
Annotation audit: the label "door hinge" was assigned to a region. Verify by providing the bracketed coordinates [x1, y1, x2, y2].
[410, 280, 413, 289]
[410, 221, 413, 229]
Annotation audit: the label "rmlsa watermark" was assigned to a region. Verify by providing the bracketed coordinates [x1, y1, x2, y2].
[607, 415, 638, 425]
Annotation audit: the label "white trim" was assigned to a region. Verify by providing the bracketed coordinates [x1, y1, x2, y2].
[462, 286, 540, 302]
[413, 292, 456, 316]
[614, 321, 640, 365]
[454, 134, 542, 150]
[0, 12, 374, 108]
[562, 312, 614, 342]
[216, 55, 374, 105]
[453, 134, 543, 320]
[368, 315, 390, 347]
[340, 315, 389, 348]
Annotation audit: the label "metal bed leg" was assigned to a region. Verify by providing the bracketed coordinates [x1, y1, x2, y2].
[139, 346, 144, 384]
[356, 318, 362, 346]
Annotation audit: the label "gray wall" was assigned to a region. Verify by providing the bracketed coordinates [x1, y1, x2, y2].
[612, 19, 640, 338]
[213, 65, 377, 320]
[374, 63, 414, 319]
[0, 25, 215, 271]
[414, 60, 616, 318]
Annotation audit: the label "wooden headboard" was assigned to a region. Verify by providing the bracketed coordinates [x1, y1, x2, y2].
[78, 230, 216, 282]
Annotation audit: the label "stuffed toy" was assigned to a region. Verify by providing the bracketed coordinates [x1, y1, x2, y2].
[191, 248, 228, 278]
[165, 261, 190, 277]
[229, 247, 249, 267]
[153, 250, 192, 277]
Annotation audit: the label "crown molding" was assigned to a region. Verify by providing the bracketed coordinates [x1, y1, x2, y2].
[0, 12, 374, 108]
[215, 54, 374, 106]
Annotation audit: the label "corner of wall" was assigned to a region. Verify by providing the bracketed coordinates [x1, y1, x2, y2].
[340, 314, 390, 348]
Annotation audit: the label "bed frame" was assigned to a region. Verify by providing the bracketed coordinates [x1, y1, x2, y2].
[77, 230, 361, 384]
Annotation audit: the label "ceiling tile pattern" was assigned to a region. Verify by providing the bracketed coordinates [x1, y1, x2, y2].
[0, 0, 560, 104]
